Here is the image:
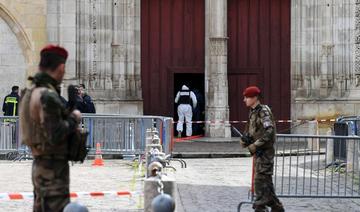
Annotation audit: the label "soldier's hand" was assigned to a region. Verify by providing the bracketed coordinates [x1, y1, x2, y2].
[248, 144, 257, 155]
[240, 133, 252, 147]
[240, 140, 248, 148]
[71, 109, 82, 123]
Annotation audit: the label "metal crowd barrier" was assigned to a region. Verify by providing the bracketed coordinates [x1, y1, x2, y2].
[0, 115, 174, 160]
[82, 114, 174, 156]
[0, 117, 19, 153]
[238, 134, 360, 211]
[274, 134, 360, 198]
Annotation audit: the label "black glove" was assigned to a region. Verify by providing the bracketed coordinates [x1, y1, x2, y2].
[255, 150, 263, 158]
[241, 133, 253, 147]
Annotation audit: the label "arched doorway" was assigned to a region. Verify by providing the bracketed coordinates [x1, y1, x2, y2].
[141, 0, 205, 117]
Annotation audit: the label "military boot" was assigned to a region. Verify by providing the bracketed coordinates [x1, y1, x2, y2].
[253, 205, 269, 212]
[270, 203, 285, 212]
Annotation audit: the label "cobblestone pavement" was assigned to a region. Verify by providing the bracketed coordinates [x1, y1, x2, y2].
[174, 158, 360, 212]
[1, 158, 360, 211]
[0, 160, 144, 212]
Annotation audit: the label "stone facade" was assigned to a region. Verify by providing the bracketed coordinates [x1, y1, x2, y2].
[0, 0, 47, 110]
[48, 0, 230, 137]
[291, 0, 359, 133]
[47, 0, 142, 114]
[2, 0, 360, 136]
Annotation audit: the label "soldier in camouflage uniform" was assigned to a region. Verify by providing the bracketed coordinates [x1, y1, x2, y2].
[240, 86, 285, 212]
[20, 45, 82, 212]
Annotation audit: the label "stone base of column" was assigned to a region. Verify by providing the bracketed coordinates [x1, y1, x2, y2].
[347, 87, 360, 99]
[205, 107, 231, 138]
[206, 123, 231, 138]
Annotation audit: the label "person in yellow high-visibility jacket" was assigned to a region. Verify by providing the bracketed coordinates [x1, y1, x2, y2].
[2, 86, 20, 147]
[3, 86, 20, 119]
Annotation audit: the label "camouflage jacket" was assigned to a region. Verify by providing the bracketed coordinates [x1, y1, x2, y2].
[20, 72, 77, 157]
[245, 104, 276, 168]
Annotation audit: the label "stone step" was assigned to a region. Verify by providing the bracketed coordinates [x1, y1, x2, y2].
[173, 137, 249, 158]
[172, 136, 321, 158]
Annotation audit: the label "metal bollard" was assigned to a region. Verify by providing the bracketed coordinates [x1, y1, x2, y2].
[151, 193, 175, 212]
[144, 128, 176, 212]
[144, 174, 176, 212]
[64, 202, 89, 212]
[145, 134, 164, 177]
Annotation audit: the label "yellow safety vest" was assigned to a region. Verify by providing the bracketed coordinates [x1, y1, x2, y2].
[4, 96, 18, 122]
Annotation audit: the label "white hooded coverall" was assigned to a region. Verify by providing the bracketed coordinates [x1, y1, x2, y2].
[175, 85, 197, 137]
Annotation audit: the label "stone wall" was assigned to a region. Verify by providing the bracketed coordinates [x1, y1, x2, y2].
[47, 0, 143, 115]
[0, 17, 26, 104]
[291, 0, 358, 133]
[47, 0, 77, 88]
[0, 0, 47, 109]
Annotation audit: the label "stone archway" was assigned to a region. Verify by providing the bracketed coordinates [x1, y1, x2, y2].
[0, 3, 32, 64]
[0, 3, 33, 108]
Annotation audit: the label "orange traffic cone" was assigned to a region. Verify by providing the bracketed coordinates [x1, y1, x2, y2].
[92, 142, 104, 166]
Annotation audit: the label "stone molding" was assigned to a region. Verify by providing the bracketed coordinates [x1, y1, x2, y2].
[209, 37, 228, 56]
[0, 2, 34, 73]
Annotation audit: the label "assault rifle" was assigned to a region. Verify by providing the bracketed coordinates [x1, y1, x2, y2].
[239, 131, 263, 158]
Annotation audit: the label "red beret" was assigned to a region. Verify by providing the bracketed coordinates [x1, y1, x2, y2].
[40, 44, 68, 60]
[243, 86, 261, 97]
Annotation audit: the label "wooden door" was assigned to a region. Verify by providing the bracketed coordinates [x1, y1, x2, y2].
[141, 0, 205, 116]
[228, 0, 291, 132]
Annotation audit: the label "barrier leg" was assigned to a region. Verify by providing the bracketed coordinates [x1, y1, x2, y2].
[237, 156, 255, 212]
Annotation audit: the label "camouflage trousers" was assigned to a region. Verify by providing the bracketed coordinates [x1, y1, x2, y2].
[32, 158, 70, 212]
[253, 173, 284, 212]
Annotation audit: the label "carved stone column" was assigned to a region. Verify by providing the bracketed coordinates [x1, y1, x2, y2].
[205, 0, 231, 138]
[47, 0, 78, 96]
[319, 43, 334, 98]
[348, 0, 360, 99]
[355, 0, 360, 87]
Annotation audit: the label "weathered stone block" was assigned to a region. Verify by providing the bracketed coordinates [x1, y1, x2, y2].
[46, 13, 58, 27]
[61, 14, 76, 27]
[62, 0, 77, 14]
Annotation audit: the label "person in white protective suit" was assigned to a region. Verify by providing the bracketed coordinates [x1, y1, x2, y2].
[175, 85, 197, 137]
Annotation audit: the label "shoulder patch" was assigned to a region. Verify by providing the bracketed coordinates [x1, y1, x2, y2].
[260, 105, 272, 116]
[259, 110, 269, 118]
[263, 119, 273, 128]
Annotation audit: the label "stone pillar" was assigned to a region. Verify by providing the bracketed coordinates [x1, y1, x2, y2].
[352, 0, 360, 97]
[319, 43, 334, 98]
[47, 0, 78, 96]
[205, 0, 231, 138]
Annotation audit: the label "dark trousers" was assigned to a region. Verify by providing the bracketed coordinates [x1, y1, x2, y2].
[253, 173, 284, 212]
